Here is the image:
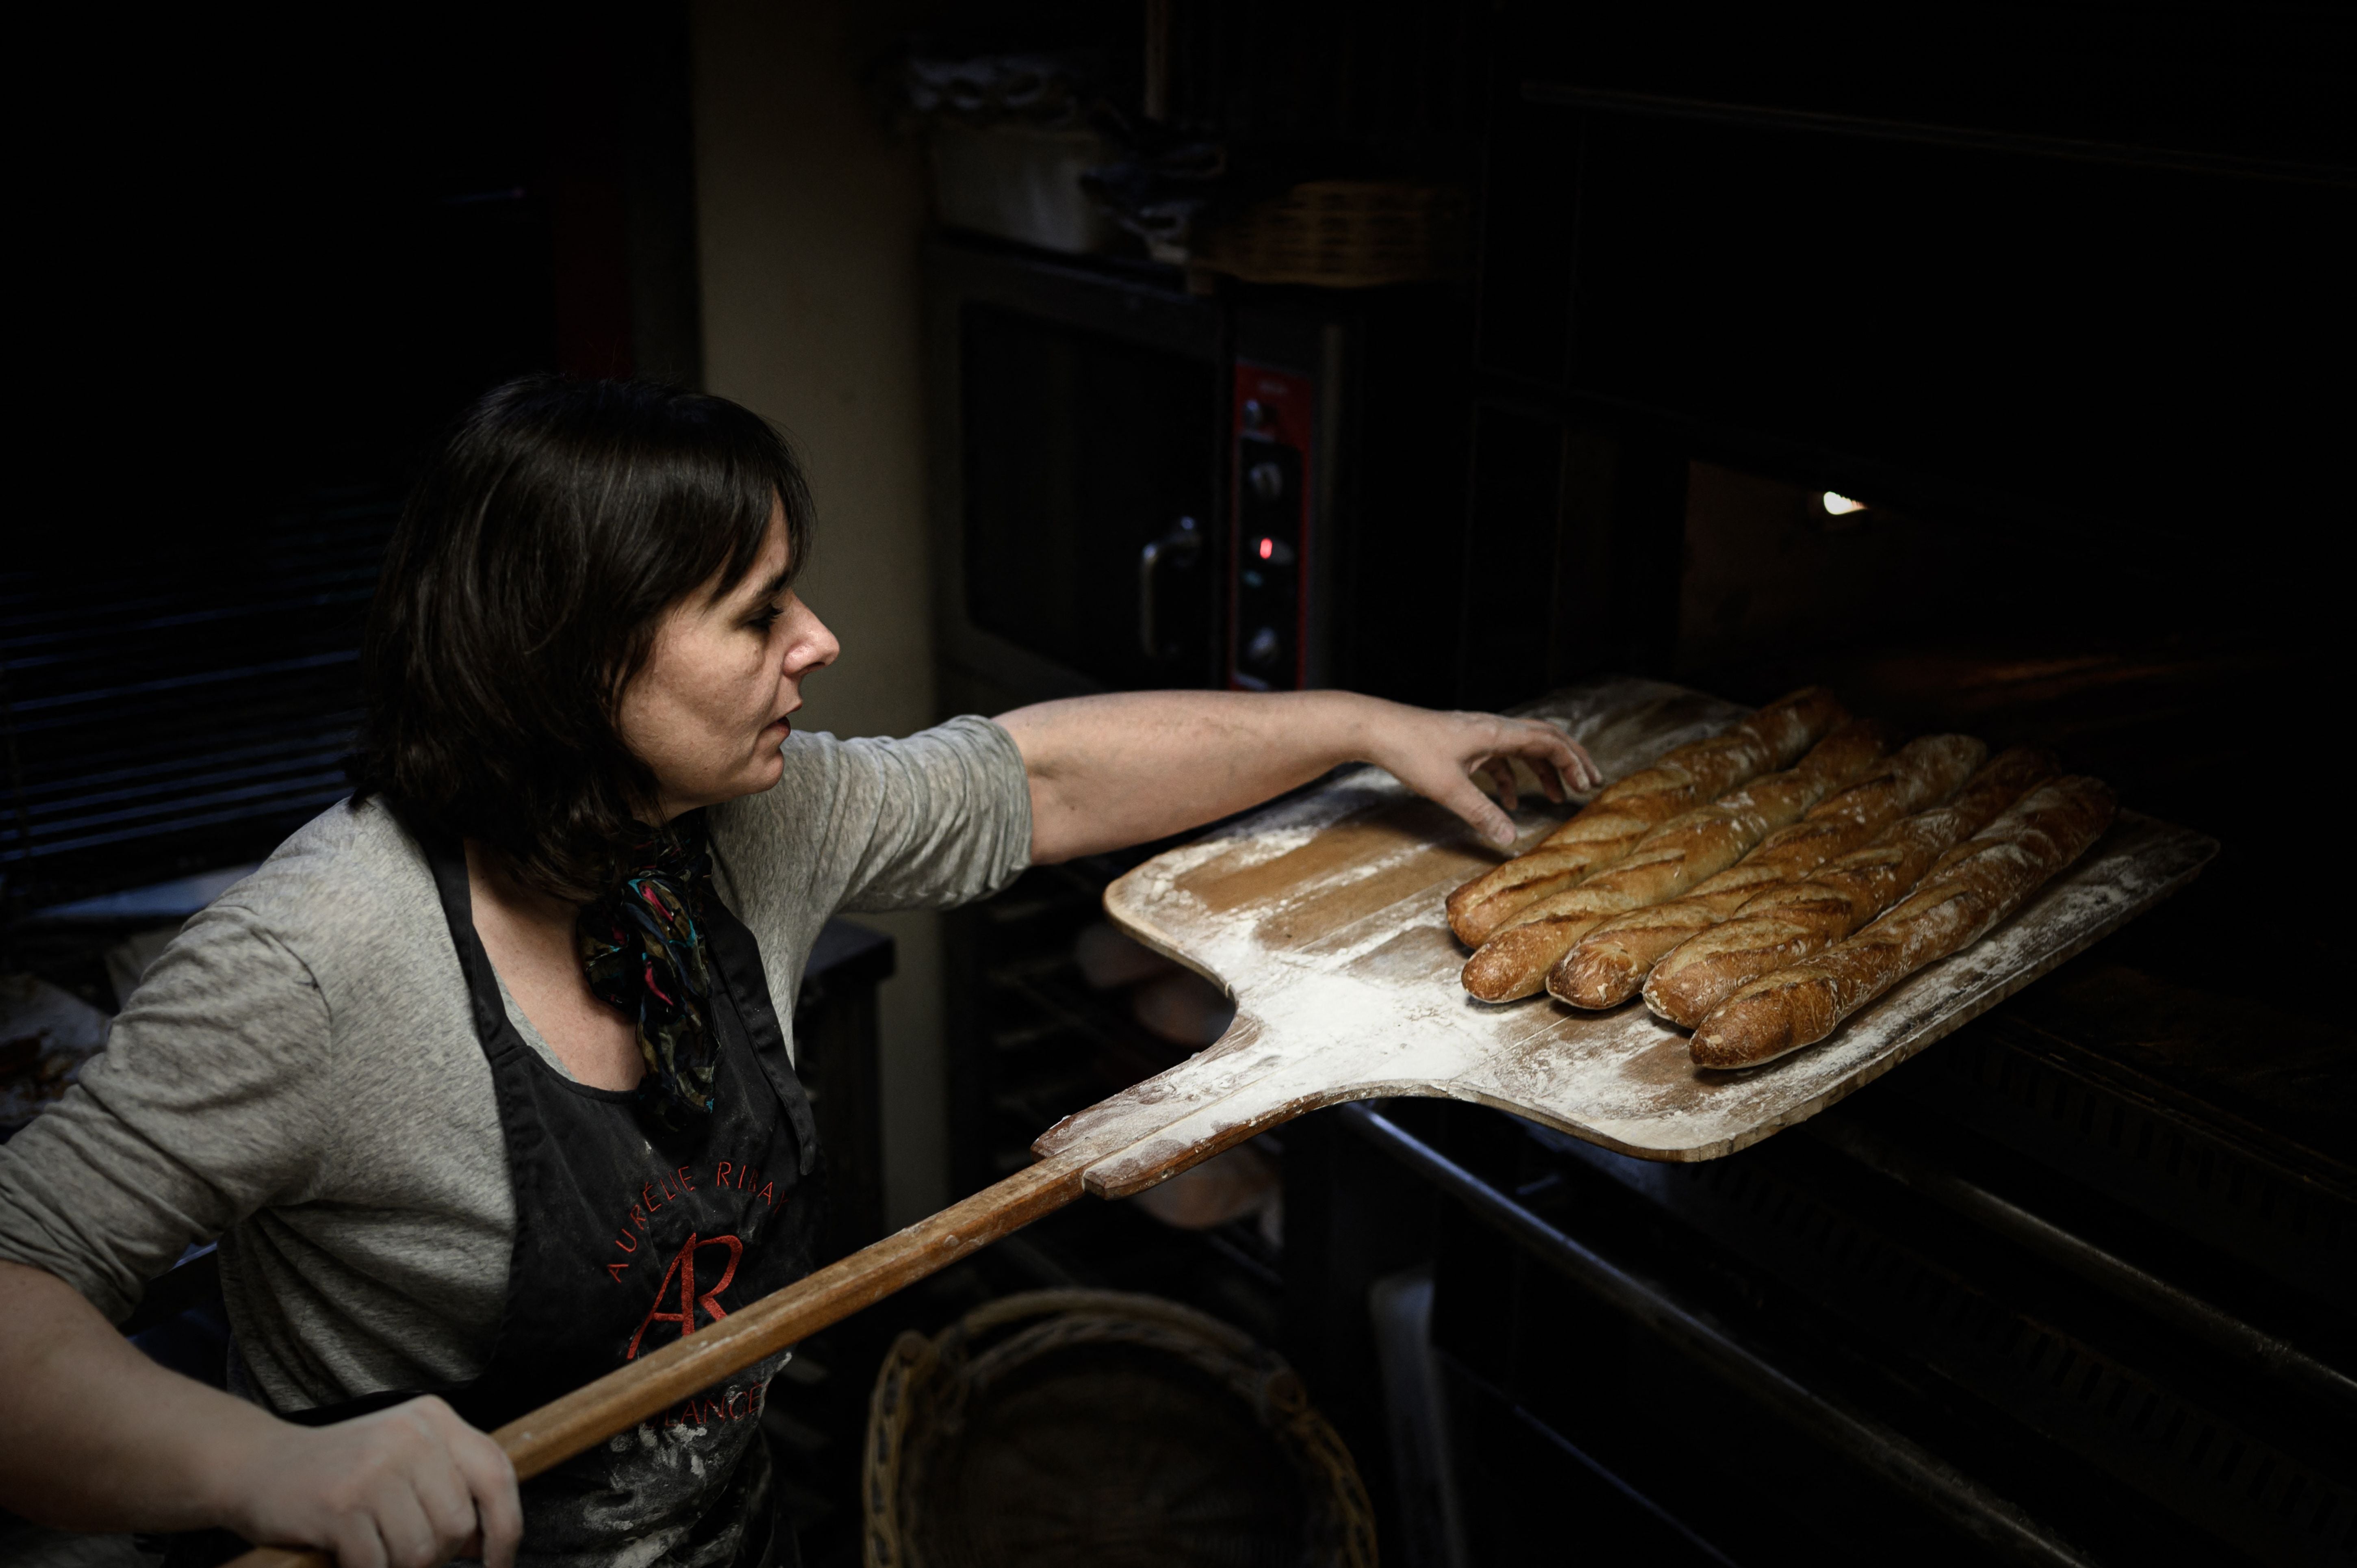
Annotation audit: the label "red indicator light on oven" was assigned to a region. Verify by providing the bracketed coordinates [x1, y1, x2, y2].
[1258, 537, 1274, 560]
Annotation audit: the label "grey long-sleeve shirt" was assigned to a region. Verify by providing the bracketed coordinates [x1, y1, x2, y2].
[0, 718, 1031, 1415]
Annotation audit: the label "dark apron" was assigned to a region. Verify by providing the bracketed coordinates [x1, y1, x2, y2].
[161, 817, 822, 1568]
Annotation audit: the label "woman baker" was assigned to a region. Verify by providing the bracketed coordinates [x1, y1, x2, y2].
[0, 378, 1597, 1568]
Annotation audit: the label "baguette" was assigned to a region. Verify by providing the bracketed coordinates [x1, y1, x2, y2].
[1689, 773, 2115, 1068]
[1644, 746, 2055, 1026]
[1458, 718, 1891, 1002]
[1551, 733, 1988, 1009]
[1445, 687, 1847, 945]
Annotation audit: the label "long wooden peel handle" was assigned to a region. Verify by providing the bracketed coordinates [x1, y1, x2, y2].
[223, 1147, 1093, 1568]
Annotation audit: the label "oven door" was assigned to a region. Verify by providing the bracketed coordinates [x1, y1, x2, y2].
[928, 242, 1226, 708]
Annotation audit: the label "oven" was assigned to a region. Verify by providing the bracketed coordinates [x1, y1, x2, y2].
[923, 234, 1476, 715]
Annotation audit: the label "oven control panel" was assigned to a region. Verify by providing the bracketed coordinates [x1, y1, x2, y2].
[1228, 361, 1314, 690]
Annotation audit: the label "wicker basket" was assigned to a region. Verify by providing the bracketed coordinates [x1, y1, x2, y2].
[864, 1288, 1377, 1568]
[1191, 180, 1471, 289]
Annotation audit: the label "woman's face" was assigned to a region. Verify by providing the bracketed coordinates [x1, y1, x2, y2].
[619, 501, 838, 818]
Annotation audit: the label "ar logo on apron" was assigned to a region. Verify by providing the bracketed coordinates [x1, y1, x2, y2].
[626, 1231, 746, 1359]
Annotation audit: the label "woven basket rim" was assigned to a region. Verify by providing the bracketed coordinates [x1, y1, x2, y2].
[862, 1288, 1376, 1568]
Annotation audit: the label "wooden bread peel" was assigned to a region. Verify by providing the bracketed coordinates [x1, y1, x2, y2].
[224, 677, 2214, 1568]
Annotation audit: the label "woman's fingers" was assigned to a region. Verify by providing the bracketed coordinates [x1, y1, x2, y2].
[369, 1482, 438, 1568]
[1516, 727, 1580, 800]
[1480, 756, 1519, 811]
[405, 1397, 519, 1568]
[1437, 771, 1518, 847]
[1529, 750, 1568, 804]
[227, 1395, 521, 1568]
[404, 1412, 480, 1557]
[326, 1518, 390, 1568]
[443, 1416, 522, 1568]
[1473, 716, 1600, 797]
[1367, 706, 1604, 846]
[1519, 721, 1600, 792]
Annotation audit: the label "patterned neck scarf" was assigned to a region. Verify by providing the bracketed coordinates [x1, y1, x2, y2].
[578, 816, 718, 1130]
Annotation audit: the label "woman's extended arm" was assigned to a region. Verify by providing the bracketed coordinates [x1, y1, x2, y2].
[996, 690, 1600, 865]
[0, 1262, 520, 1568]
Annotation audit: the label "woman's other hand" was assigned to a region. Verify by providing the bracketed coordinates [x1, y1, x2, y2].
[217, 1396, 521, 1568]
[1359, 706, 1601, 848]
[0, 1263, 520, 1568]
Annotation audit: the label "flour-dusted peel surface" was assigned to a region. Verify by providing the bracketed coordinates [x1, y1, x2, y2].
[1047, 679, 2216, 1185]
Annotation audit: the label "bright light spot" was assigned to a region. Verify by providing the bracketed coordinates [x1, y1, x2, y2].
[1258, 537, 1274, 560]
[1821, 491, 1867, 516]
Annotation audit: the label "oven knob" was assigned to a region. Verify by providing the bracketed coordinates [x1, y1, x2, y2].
[1248, 460, 1285, 500]
[1241, 399, 1272, 432]
[1246, 625, 1282, 667]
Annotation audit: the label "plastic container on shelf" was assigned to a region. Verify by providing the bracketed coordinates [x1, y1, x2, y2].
[927, 121, 1123, 256]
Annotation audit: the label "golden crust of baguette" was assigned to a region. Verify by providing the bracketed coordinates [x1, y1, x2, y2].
[1551, 733, 1988, 1008]
[1459, 716, 1886, 1002]
[1444, 687, 1845, 946]
[1643, 746, 2055, 1026]
[1445, 832, 1647, 946]
[1688, 773, 2114, 1068]
[1530, 719, 1893, 1003]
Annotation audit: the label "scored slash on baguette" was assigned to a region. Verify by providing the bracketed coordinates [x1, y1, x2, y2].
[1445, 686, 1846, 946]
[1549, 733, 1990, 1010]
[1524, 719, 1896, 1003]
[1460, 716, 1893, 1002]
[1643, 746, 2056, 1027]
[1688, 773, 2116, 1069]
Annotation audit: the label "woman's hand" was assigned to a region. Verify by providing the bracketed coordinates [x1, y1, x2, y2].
[0, 1264, 520, 1568]
[1357, 707, 1601, 848]
[215, 1397, 521, 1568]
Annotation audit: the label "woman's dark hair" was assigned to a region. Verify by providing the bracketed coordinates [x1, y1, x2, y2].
[350, 375, 813, 901]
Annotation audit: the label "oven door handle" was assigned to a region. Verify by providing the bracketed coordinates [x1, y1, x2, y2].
[1137, 519, 1202, 660]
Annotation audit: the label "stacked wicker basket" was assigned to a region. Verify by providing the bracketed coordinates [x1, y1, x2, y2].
[1187, 180, 1471, 288]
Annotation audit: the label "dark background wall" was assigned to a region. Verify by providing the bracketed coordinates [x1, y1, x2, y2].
[4, 4, 700, 915]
